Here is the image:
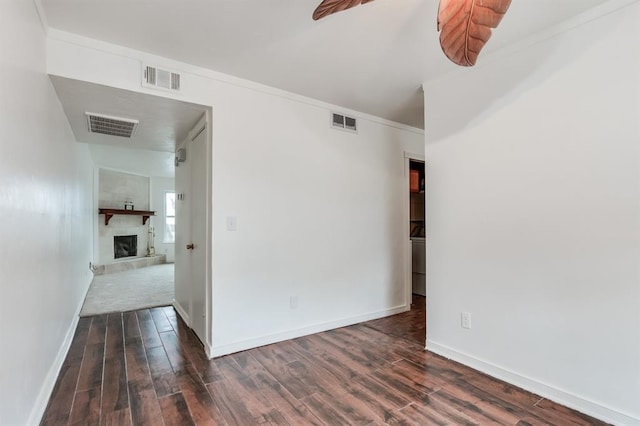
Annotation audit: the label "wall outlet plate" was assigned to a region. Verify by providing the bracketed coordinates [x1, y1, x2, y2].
[461, 312, 471, 329]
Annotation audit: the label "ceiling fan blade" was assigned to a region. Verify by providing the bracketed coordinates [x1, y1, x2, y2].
[437, 0, 512, 66]
[313, 0, 375, 21]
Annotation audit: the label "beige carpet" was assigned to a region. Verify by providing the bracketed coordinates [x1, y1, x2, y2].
[80, 263, 174, 316]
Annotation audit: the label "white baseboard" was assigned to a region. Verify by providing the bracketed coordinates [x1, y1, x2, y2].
[172, 300, 190, 327]
[426, 340, 640, 426]
[28, 277, 90, 426]
[210, 304, 410, 358]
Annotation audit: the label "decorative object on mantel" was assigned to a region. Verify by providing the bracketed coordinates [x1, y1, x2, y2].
[124, 200, 135, 211]
[99, 208, 155, 226]
[147, 226, 156, 257]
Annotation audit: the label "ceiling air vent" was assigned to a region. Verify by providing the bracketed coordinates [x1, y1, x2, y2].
[331, 112, 357, 133]
[143, 65, 181, 91]
[86, 112, 139, 138]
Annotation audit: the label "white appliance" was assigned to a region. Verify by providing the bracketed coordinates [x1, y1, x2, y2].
[411, 237, 426, 296]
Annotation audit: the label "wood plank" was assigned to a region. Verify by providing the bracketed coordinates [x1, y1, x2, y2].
[145, 345, 181, 397]
[229, 351, 267, 377]
[251, 346, 325, 399]
[105, 312, 124, 357]
[40, 362, 82, 426]
[128, 389, 164, 426]
[207, 379, 257, 425]
[159, 330, 188, 374]
[252, 372, 323, 426]
[291, 334, 367, 384]
[176, 361, 227, 425]
[534, 398, 609, 425]
[123, 311, 141, 342]
[137, 309, 163, 349]
[396, 402, 451, 425]
[63, 317, 92, 366]
[162, 306, 180, 331]
[150, 307, 173, 333]
[159, 393, 195, 426]
[68, 388, 101, 426]
[318, 328, 394, 368]
[86, 314, 108, 345]
[124, 337, 155, 394]
[426, 386, 510, 424]
[260, 409, 290, 425]
[388, 358, 447, 391]
[101, 408, 132, 426]
[330, 326, 403, 364]
[409, 393, 483, 425]
[76, 342, 105, 392]
[173, 320, 224, 384]
[301, 389, 378, 425]
[124, 327, 164, 424]
[347, 374, 412, 422]
[101, 348, 129, 418]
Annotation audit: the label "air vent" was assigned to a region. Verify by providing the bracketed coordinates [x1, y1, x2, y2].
[86, 113, 139, 138]
[143, 65, 181, 91]
[331, 112, 357, 133]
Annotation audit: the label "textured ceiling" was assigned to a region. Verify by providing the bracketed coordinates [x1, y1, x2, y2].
[41, 0, 610, 128]
[50, 76, 208, 153]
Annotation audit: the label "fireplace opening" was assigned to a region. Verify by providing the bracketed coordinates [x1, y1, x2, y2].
[114, 235, 137, 259]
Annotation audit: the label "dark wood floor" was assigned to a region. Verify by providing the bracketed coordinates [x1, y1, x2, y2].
[42, 296, 606, 425]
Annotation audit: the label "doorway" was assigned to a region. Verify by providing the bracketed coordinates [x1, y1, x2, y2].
[367, 153, 426, 346]
[405, 153, 427, 346]
[50, 76, 213, 355]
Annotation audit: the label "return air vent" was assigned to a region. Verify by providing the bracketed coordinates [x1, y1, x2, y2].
[86, 113, 139, 138]
[143, 65, 181, 91]
[331, 112, 357, 133]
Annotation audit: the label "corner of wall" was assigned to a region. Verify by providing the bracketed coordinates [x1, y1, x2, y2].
[426, 340, 640, 426]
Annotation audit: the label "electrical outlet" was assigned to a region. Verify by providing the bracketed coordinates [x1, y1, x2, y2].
[290, 296, 298, 310]
[461, 312, 471, 329]
[226, 216, 237, 231]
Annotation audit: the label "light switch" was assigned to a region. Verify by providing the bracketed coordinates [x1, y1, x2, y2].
[226, 216, 237, 231]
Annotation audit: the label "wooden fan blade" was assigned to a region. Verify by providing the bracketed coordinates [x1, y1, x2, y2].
[313, 0, 375, 21]
[437, 0, 512, 66]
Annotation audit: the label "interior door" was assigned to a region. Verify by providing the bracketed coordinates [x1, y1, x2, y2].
[189, 121, 208, 344]
[174, 116, 208, 348]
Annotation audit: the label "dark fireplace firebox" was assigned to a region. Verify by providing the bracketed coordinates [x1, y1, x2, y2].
[114, 235, 137, 259]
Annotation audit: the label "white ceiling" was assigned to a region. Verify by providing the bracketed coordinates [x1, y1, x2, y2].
[50, 76, 208, 177]
[87, 144, 176, 178]
[50, 76, 208, 152]
[41, 0, 609, 128]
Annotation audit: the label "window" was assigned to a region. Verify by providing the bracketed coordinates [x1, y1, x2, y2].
[164, 192, 176, 243]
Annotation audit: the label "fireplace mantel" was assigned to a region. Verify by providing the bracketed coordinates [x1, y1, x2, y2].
[99, 208, 156, 226]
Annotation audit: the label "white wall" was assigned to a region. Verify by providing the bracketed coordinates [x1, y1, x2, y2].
[97, 168, 150, 264]
[150, 177, 175, 262]
[0, 2, 94, 424]
[424, 3, 640, 424]
[46, 30, 424, 356]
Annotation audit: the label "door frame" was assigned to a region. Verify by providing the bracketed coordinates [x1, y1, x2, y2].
[403, 151, 425, 309]
[174, 111, 214, 358]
